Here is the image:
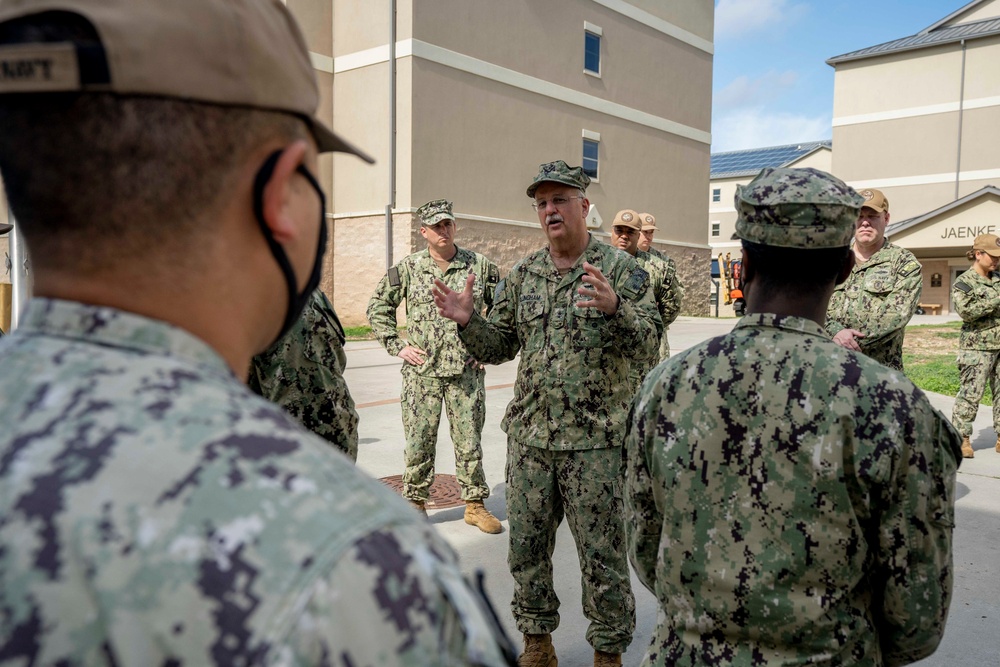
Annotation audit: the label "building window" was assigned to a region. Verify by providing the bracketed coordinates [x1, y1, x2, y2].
[712, 188, 721, 202]
[584, 23, 602, 75]
[582, 137, 599, 180]
[931, 273, 942, 288]
[710, 221, 720, 237]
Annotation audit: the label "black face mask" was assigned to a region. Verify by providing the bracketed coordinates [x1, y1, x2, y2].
[252, 150, 328, 347]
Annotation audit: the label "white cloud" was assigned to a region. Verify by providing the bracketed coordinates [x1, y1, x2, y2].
[711, 107, 831, 152]
[715, 71, 799, 110]
[715, 0, 808, 40]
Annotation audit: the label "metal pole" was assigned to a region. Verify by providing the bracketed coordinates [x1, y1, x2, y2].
[955, 39, 967, 200]
[8, 210, 31, 330]
[385, 0, 397, 270]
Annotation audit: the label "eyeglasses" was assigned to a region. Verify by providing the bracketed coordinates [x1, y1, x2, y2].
[531, 195, 584, 212]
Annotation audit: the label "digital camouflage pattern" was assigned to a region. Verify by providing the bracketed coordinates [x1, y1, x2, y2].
[0, 298, 514, 666]
[526, 160, 591, 198]
[951, 267, 1000, 437]
[505, 440, 635, 654]
[635, 248, 684, 368]
[627, 313, 961, 667]
[825, 240, 922, 371]
[248, 289, 358, 461]
[401, 365, 488, 501]
[367, 246, 500, 501]
[952, 267, 1000, 350]
[734, 167, 864, 249]
[459, 234, 659, 651]
[416, 198, 456, 227]
[459, 234, 661, 450]
[368, 246, 499, 377]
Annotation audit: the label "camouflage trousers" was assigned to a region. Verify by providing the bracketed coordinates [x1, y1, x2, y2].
[952, 348, 1000, 437]
[401, 365, 489, 502]
[506, 440, 635, 654]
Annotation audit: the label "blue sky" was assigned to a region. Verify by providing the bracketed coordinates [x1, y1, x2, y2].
[711, 0, 965, 152]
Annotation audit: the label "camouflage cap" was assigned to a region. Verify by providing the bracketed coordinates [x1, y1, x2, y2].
[612, 209, 642, 231]
[526, 160, 591, 198]
[416, 199, 455, 227]
[732, 167, 864, 249]
[639, 213, 657, 232]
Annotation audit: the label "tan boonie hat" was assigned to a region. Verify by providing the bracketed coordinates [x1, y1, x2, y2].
[857, 188, 888, 214]
[639, 213, 657, 232]
[973, 234, 1000, 258]
[733, 167, 864, 249]
[416, 199, 455, 227]
[527, 160, 591, 198]
[612, 209, 641, 231]
[0, 0, 373, 162]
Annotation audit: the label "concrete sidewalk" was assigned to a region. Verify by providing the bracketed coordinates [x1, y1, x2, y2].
[344, 317, 999, 666]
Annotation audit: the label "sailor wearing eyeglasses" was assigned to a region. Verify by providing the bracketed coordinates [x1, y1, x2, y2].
[433, 160, 661, 667]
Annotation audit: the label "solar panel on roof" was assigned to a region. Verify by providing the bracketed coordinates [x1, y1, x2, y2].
[710, 141, 831, 178]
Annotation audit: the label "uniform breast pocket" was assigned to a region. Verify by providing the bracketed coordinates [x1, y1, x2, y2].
[863, 272, 894, 295]
[572, 307, 609, 354]
[518, 300, 546, 347]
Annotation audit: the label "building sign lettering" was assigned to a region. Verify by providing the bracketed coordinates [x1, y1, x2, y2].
[941, 225, 996, 239]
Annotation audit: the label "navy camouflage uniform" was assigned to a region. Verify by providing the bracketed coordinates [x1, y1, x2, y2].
[368, 245, 500, 502]
[460, 233, 661, 654]
[0, 299, 514, 665]
[952, 265, 1000, 439]
[628, 167, 961, 666]
[249, 289, 359, 461]
[825, 240, 922, 371]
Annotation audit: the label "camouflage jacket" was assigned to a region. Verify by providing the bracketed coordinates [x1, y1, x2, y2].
[368, 246, 500, 377]
[953, 267, 1000, 350]
[249, 289, 359, 461]
[825, 241, 922, 370]
[627, 313, 961, 666]
[460, 235, 661, 450]
[0, 299, 513, 666]
[635, 248, 684, 369]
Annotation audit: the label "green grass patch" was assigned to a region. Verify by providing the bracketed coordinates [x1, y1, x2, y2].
[343, 325, 374, 340]
[906, 321, 961, 330]
[904, 352, 992, 405]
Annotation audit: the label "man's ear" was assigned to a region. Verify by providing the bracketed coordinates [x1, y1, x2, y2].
[261, 140, 309, 243]
[836, 249, 855, 285]
[740, 247, 754, 283]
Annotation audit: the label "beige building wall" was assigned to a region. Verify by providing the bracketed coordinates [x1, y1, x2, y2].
[829, 1, 1000, 313]
[323, 0, 715, 325]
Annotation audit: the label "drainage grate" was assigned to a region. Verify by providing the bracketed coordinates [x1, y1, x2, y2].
[379, 473, 465, 509]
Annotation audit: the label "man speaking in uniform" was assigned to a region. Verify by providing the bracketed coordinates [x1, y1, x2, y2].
[368, 198, 503, 533]
[826, 188, 922, 370]
[627, 168, 960, 666]
[0, 1, 513, 664]
[434, 161, 661, 667]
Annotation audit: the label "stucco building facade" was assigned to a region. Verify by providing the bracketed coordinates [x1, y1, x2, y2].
[828, 0, 1000, 314]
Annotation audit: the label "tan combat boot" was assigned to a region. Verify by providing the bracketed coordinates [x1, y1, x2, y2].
[995, 436, 1000, 454]
[594, 650, 622, 666]
[407, 499, 427, 517]
[961, 437, 975, 459]
[518, 633, 556, 667]
[465, 500, 503, 534]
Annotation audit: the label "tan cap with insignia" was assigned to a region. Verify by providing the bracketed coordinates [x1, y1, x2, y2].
[973, 233, 1000, 258]
[857, 188, 889, 214]
[638, 213, 657, 232]
[612, 209, 641, 231]
[0, 0, 373, 162]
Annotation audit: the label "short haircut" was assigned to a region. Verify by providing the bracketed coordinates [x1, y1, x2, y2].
[741, 240, 852, 293]
[0, 13, 307, 273]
